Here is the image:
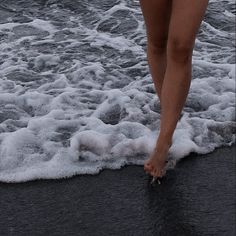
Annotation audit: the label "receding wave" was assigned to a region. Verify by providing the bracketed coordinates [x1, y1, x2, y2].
[0, 0, 235, 182]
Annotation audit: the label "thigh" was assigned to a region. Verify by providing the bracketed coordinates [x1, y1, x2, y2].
[168, 0, 209, 49]
[139, 0, 172, 47]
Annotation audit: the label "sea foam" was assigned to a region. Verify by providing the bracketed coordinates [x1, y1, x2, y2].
[0, 0, 235, 182]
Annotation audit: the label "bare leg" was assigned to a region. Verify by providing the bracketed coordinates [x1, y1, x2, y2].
[139, 0, 172, 103]
[144, 0, 209, 177]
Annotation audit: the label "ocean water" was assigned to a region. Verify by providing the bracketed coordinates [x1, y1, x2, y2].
[0, 0, 235, 182]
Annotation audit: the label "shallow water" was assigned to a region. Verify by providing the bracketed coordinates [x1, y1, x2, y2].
[0, 0, 235, 182]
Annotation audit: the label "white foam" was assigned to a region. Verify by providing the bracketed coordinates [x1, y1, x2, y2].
[0, 0, 235, 182]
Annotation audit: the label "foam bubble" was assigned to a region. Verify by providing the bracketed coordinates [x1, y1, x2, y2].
[0, 0, 235, 182]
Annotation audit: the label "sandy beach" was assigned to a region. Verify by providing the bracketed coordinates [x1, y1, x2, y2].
[0, 145, 235, 236]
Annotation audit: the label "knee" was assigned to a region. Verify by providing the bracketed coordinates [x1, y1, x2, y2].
[167, 37, 194, 64]
[147, 37, 168, 55]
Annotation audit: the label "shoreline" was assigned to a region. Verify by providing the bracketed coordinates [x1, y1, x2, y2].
[0, 145, 235, 236]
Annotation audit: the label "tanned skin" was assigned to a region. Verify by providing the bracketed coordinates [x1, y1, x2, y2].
[139, 0, 209, 177]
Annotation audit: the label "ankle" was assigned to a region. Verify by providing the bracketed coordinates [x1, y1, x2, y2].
[155, 141, 172, 153]
[156, 136, 172, 149]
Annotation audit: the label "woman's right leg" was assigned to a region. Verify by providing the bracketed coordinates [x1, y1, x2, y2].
[139, 0, 172, 104]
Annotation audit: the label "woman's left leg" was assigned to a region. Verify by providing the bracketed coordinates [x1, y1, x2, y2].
[144, 0, 209, 177]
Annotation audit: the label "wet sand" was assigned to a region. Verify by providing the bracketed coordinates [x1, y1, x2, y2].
[0, 145, 235, 236]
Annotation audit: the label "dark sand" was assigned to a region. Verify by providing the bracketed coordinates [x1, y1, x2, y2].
[0, 145, 235, 236]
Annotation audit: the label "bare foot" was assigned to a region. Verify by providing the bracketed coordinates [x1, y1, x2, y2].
[144, 141, 172, 177]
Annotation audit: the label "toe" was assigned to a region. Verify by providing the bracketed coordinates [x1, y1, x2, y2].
[150, 168, 158, 177]
[144, 162, 153, 172]
[153, 168, 162, 178]
[160, 169, 166, 177]
[144, 163, 148, 171]
[144, 160, 151, 166]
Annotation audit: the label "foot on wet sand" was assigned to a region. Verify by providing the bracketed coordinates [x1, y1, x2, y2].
[144, 142, 172, 178]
